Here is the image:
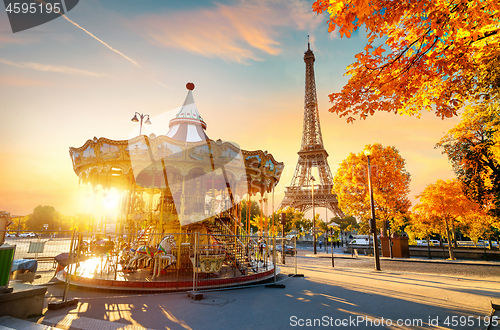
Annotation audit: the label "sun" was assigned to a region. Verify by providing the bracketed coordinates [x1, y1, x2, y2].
[103, 188, 120, 210]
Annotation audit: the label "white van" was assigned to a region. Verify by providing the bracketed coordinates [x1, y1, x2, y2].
[351, 238, 370, 246]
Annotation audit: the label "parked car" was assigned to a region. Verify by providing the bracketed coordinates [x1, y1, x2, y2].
[271, 244, 296, 256]
[18, 232, 38, 238]
[416, 239, 440, 246]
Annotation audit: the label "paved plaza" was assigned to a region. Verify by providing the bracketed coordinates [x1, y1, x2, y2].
[29, 251, 500, 330]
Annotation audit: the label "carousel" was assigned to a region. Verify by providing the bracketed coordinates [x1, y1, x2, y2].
[61, 83, 284, 291]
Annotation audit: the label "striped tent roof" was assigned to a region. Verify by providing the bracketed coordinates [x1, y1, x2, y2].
[166, 83, 209, 142]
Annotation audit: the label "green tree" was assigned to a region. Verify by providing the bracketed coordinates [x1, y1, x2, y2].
[26, 205, 59, 231]
[72, 213, 95, 232]
[271, 207, 311, 238]
[241, 200, 261, 234]
[330, 215, 357, 231]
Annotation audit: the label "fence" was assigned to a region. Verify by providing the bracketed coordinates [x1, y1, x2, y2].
[1, 230, 297, 293]
[1, 230, 73, 286]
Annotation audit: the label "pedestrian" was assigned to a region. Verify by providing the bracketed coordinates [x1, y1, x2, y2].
[319, 240, 322, 250]
[258, 237, 264, 261]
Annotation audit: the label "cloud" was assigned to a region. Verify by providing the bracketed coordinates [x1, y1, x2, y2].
[0, 33, 37, 44]
[134, 0, 321, 63]
[0, 76, 47, 87]
[0, 58, 105, 77]
[60, 14, 141, 68]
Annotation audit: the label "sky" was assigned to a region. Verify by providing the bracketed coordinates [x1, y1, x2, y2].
[0, 0, 461, 218]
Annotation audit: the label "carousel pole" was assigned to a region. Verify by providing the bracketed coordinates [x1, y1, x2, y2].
[272, 187, 275, 237]
[246, 197, 251, 235]
[259, 195, 263, 237]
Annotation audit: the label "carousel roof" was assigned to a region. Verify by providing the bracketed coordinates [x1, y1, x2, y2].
[69, 83, 284, 197]
[166, 83, 208, 143]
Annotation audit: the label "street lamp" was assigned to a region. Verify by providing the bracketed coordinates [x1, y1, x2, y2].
[131, 112, 152, 135]
[364, 149, 381, 271]
[311, 175, 316, 255]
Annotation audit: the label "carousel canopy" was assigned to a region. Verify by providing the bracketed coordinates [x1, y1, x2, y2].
[166, 83, 208, 143]
[69, 83, 284, 226]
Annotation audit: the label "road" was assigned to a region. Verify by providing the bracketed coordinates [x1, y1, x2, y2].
[295, 248, 500, 279]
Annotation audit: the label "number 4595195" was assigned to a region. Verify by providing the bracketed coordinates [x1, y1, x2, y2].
[5, 2, 61, 14]
[444, 315, 498, 327]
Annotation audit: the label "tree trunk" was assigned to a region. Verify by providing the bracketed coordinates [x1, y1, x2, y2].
[440, 236, 446, 259]
[445, 220, 455, 260]
[451, 220, 457, 248]
[427, 235, 432, 259]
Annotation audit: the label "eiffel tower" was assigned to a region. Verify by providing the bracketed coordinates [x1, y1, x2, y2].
[279, 42, 344, 218]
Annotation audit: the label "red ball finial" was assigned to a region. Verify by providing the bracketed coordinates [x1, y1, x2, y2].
[186, 82, 195, 90]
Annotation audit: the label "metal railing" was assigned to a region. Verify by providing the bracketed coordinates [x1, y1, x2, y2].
[1, 230, 298, 293]
[1, 230, 73, 286]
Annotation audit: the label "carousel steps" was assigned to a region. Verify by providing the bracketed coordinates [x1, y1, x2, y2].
[203, 221, 249, 274]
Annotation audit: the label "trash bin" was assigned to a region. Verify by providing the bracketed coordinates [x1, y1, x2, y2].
[0, 245, 16, 288]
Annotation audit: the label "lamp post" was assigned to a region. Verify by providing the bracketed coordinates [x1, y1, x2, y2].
[131, 112, 152, 135]
[364, 149, 381, 271]
[311, 175, 316, 255]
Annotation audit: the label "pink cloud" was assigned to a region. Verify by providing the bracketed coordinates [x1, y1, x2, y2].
[133, 0, 321, 63]
[0, 76, 47, 87]
[0, 33, 37, 45]
[0, 58, 105, 77]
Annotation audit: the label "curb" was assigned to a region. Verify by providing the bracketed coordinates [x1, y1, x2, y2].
[303, 254, 500, 266]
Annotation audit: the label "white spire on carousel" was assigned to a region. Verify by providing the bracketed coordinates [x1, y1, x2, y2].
[166, 82, 209, 142]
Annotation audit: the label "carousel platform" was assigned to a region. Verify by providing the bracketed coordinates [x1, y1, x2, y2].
[55, 257, 278, 292]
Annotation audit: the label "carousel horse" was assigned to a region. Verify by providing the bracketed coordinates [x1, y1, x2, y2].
[124, 235, 177, 273]
[124, 243, 156, 271]
[152, 235, 177, 278]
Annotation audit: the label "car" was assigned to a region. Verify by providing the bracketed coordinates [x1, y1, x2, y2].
[271, 244, 296, 256]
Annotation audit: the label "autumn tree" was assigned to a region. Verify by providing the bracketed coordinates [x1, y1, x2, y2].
[412, 179, 481, 259]
[312, 0, 500, 122]
[250, 214, 269, 236]
[407, 212, 439, 246]
[333, 143, 411, 235]
[437, 106, 500, 216]
[458, 211, 498, 247]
